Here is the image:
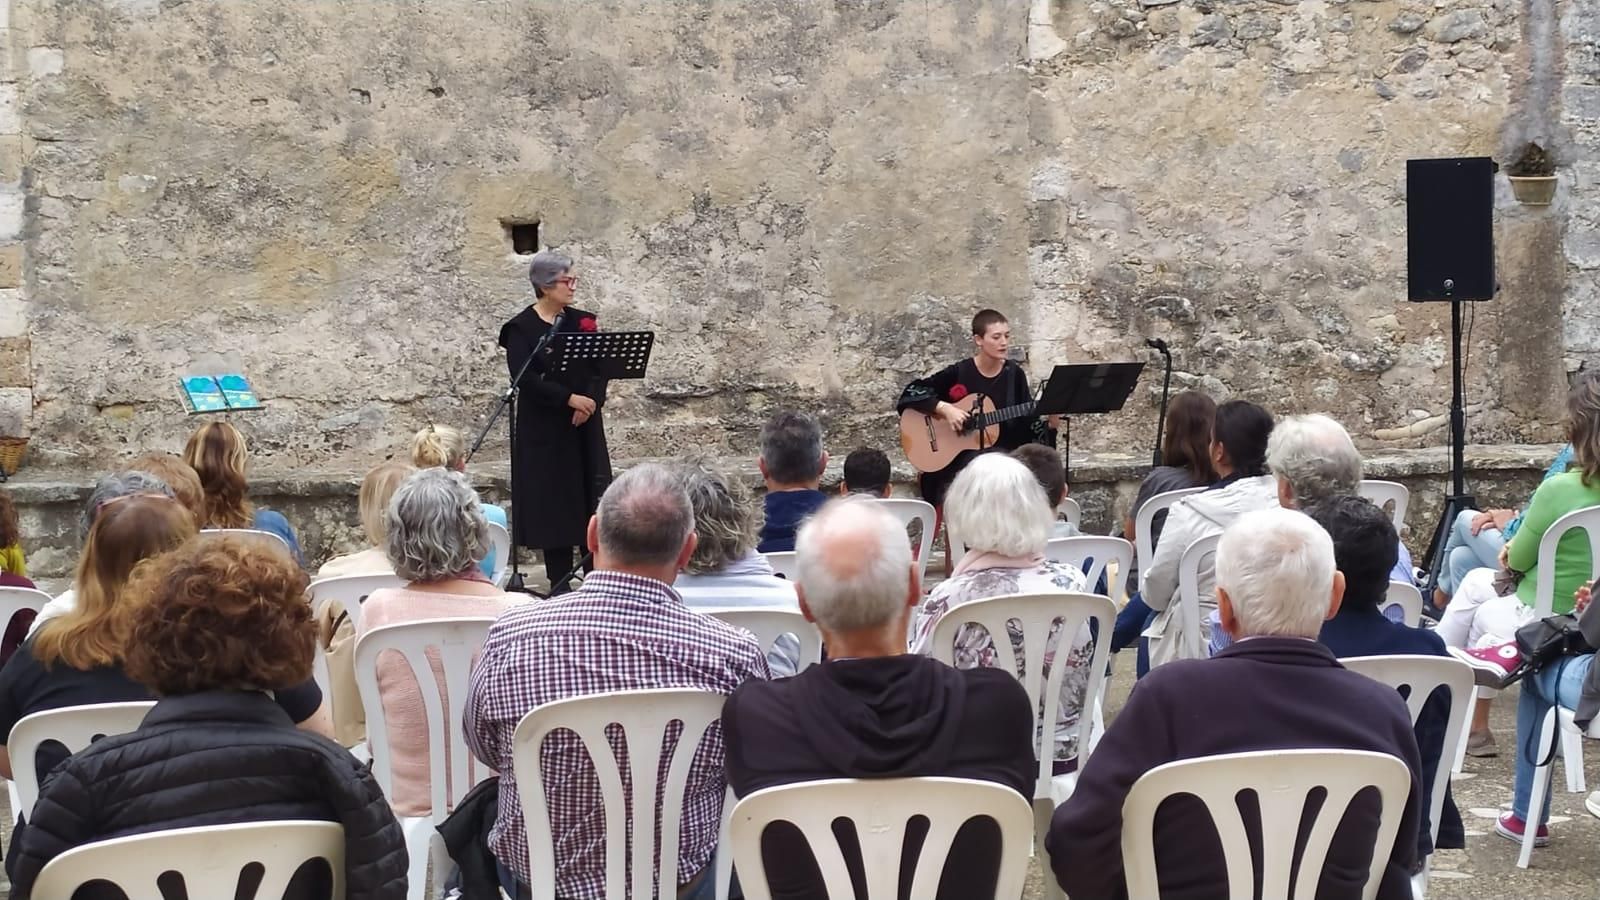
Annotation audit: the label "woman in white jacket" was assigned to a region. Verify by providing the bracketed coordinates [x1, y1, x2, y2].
[1140, 400, 1277, 668]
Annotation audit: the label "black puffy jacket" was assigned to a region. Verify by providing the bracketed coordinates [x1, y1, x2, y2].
[7, 690, 408, 900]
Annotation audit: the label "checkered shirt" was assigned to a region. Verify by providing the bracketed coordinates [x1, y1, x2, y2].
[465, 571, 770, 898]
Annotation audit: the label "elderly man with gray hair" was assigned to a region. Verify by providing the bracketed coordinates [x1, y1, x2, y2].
[467, 463, 768, 900]
[756, 410, 830, 553]
[723, 497, 1036, 899]
[1049, 507, 1424, 900]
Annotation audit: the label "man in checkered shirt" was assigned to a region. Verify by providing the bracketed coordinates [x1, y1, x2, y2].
[466, 463, 770, 899]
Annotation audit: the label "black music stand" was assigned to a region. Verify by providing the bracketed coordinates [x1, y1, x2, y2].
[1034, 362, 1146, 478]
[548, 331, 655, 381]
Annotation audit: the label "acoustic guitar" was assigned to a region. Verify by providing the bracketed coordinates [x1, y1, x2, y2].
[899, 394, 1040, 473]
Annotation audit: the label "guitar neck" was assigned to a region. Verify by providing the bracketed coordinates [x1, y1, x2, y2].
[971, 401, 1036, 430]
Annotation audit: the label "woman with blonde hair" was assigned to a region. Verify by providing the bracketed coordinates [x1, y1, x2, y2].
[411, 424, 508, 580]
[182, 421, 303, 563]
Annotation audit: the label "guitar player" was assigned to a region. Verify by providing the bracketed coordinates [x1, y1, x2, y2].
[895, 308, 1055, 508]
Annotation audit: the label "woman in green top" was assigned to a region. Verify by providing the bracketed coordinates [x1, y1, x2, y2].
[1440, 369, 1600, 754]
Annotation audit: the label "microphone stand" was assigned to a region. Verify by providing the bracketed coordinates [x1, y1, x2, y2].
[1148, 339, 1173, 467]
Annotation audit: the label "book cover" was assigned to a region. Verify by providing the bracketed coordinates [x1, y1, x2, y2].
[179, 376, 227, 413]
[217, 373, 262, 410]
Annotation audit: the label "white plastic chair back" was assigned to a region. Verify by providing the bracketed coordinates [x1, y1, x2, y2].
[0, 586, 48, 624]
[728, 777, 1033, 900]
[702, 607, 823, 672]
[200, 527, 294, 554]
[948, 533, 969, 568]
[926, 592, 1115, 799]
[308, 573, 407, 631]
[1134, 487, 1205, 576]
[1045, 536, 1134, 601]
[1058, 497, 1082, 528]
[1531, 505, 1600, 617]
[512, 688, 727, 900]
[1358, 480, 1410, 531]
[1383, 581, 1424, 628]
[875, 498, 937, 581]
[1176, 533, 1221, 661]
[353, 617, 495, 821]
[486, 520, 512, 588]
[32, 820, 346, 900]
[764, 551, 799, 580]
[9, 701, 155, 817]
[1121, 749, 1412, 900]
[1340, 655, 1473, 860]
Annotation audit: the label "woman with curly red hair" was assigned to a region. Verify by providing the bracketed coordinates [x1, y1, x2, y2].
[7, 535, 407, 900]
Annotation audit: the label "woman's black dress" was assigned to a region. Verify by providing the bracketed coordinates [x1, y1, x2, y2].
[498, 306, 613, 552]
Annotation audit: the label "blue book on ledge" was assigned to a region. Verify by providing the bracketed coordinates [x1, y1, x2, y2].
[180, 373, 263, 414]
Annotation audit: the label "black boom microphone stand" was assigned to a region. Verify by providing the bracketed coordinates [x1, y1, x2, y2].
[1147, 338, 1173, 466]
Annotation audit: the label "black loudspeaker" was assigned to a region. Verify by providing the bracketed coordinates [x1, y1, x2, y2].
[1406, 157, 1497, 302]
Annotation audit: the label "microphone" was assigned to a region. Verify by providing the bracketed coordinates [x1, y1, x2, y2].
[1145, 337, 1169, 353]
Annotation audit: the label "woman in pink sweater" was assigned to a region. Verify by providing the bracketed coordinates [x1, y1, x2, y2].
[357, 467, 521, 817]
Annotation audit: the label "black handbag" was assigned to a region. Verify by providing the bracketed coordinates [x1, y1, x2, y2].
[1509, 613, 1593, 685]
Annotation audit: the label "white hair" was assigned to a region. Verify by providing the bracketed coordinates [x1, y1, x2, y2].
[794, 498, 912, 633]
[943, 453, 1053, 557]
[1266, 413, 1363, 507]
[1215, 507, 1336, 639]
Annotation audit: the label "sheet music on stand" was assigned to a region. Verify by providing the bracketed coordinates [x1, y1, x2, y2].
[548, 331, 655, 381]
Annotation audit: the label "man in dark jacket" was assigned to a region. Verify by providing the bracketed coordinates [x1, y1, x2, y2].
[756, 411, 829, 553]
[1047, 507, 1423, 900]
[723, 498, 1037, 899]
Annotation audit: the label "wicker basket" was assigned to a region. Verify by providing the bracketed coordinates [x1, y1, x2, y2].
[0, 437, 28, 477]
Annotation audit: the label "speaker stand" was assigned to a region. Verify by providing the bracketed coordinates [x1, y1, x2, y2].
[1422, 292, 1475, 608]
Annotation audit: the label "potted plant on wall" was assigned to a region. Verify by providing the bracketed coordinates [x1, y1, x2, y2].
[1507, 142, 1557, 205]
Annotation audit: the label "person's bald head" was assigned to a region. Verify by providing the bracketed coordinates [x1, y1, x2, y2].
[793, 497, 916, 634]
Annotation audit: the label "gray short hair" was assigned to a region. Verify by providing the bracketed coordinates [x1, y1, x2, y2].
[675, 459, 762, 575]
[944, 453, 1053, 557]
[528, 251, 572, 296]
[384, 468, 492, 582]
[1267, 414, 1363, 507]
[759, 411, 825, 486]
[83, 470, 174, 541]
[1216, 507, 1336, 639]
[795, 498, 912, 633]
[597, 464, 696, 567]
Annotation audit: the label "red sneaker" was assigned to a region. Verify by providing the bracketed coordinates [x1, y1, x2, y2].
[1450, 642, 1522, 688]
[1495, 811, 1549, 847]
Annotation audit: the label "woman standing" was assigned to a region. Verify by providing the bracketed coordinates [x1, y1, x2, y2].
[498, 251, 612, 594]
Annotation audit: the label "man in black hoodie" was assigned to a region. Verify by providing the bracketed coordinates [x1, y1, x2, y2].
[721, 497, 1036, 900]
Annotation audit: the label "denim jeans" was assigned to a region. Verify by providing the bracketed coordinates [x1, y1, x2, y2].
[1438, 509, 1505, 596]
[1111, 593, 1153, 677]
[1513, 653, 1595, 825]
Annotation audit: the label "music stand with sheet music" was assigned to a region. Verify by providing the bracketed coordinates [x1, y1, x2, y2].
[548, 331, 655, 381]
[1034, 362, 1146, 477]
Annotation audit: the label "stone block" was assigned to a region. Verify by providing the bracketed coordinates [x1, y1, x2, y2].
[0, 85, 18, 134]
[0, 336, 31, 388]
[1425, 10, 1487, 43]
[0, 244, 22, 289]
[0, 388, 31, 436]
[0, 289, 27, 338]
[26, 48, 63, 79]
[0, 192, 23, 242]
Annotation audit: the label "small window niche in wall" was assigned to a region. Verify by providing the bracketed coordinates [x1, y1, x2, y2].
[504, 220, 540, 256]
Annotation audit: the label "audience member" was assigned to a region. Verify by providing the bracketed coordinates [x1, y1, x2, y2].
[757, 411, 829, 553]
[840, 447, 892, 497]
[1441, 370, 1600, 757]
[1433, 443, 1573, 609]
[1311, 496, 1463, 861]
[466, 464, 769, 900]
[0, 486, 36, 664]
[7, 536, 407, 900]
[357, 468, 519, 817]
[183, 421, 303, 563]
[1141, 399, 1275, 667]
[723, 498, 1036, 899]
[910, 453, 1093, 770]
[411, 424, 509, 580]
[1111, 389, 1217, 675]
[1047, 507, 1422, 900]
[0, 497, 333, 789]
[125, 452, 206, 527]
[320, 460, 417, 579]
[1011, 443, 1079, 538]
[673, 459, 802, 676]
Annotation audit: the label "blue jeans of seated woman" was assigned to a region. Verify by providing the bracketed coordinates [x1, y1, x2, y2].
[1110, 593, 1153, 678]
[1513, 653, 1595, 826]
[1439, 509, 1505, 596]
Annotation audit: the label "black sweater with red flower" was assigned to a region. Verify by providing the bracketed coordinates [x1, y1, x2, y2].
[897, 358, 1038, 453]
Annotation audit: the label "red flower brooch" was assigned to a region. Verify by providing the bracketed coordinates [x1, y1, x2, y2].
[948, 384, 969, 401]
[578, 317, 598, 332]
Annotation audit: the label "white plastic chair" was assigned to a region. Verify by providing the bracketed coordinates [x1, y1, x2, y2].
[702, 607, 823, 673]
[1121, 749, 1413, 900]
[1058, 497, 1082, 528]
[1523, 703, 1600, 867]
[1384, 581, 1424, 628]
[728, 777, 1034, 900]
[354, 617, 496, 900]
[9, 701, 155, 819]
[764, 551, 799, 580]
[1045, 535, 1134, 602]
[925, 591, 1114, 900]
[32, 820, 346, 900]
[1175, 533, 1221, 662]
[487, 520, 512, 588]
[875, 498, 937, 581]
[201, 527, 294, 554]
[308, 572, 407, 696]
[512, 688, 727, 900]
[1134, 487, 1206, 577]
[1359, 480, 1411, 531]
[1341, 655, 1473, 896]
